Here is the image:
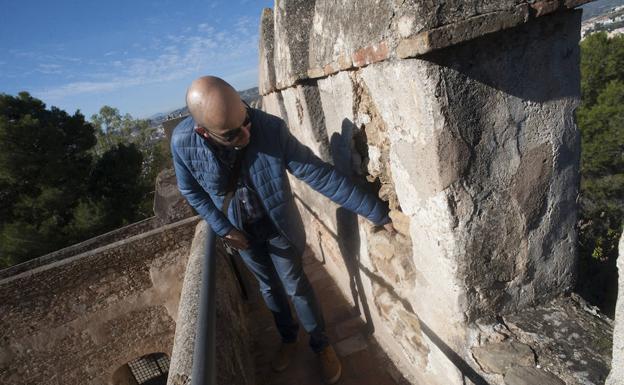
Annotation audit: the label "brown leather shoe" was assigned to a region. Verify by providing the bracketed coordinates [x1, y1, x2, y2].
[319, 345, 342, 384]
[271, 341, 297, 372]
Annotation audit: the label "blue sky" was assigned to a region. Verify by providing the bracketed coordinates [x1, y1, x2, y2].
[0, 0, 273, 118]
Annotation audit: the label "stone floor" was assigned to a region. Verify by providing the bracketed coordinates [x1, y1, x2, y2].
[243, 248, 409, 385]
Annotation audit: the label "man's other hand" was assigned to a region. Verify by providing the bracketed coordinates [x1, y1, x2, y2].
[223, 228, 249, 250]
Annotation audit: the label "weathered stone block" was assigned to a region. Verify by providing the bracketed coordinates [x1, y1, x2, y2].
[472, 341, 535, 374]
[273, 0, 315, 89]
[261, 91, 288, 123]
[396, 4, 530, 58]
[362, 10, 582, 326]
[258, 8, 276, 95]
[281, 84, 331, 162]
[504, 366, 565, 385]
[153, 168, 196, 224]
[317, 71, 355, 143]
[502, 296, 612, 385]
[307, 0, 394, 74]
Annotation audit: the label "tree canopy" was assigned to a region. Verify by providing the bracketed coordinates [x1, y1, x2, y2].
[576, 32, 624, 315]
[0, 94, 166, 268]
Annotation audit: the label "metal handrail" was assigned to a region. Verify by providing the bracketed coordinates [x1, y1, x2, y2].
[191, 228, 217, 385]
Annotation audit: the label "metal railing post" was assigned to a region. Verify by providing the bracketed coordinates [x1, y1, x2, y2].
[191, 228, 217, 385]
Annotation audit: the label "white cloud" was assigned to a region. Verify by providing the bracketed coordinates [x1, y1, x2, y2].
[35, 26, 259, 101]
[37, 63, 63, 75]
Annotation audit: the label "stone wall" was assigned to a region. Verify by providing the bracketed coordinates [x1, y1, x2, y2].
[258, 1, 611, 384]
[0, 216, 255, 385]
[0, 217, 200, 385]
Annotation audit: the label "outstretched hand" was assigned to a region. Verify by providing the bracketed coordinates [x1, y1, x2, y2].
[383, 222, 396, 235]
[223, 228, 249, 250]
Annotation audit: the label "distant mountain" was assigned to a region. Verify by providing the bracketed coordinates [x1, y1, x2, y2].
[239, 87, 260, 104]
[149, 86, 260, 127]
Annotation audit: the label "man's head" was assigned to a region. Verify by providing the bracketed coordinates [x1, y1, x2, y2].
[186, 76, 250, 147]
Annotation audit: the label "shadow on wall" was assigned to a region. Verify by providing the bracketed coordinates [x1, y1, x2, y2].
[330, 119, 375, 335]
[421, 11, 580, 104]
[328, 119, 492, 385]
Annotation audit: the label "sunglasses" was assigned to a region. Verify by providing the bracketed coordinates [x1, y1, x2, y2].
[196, 110, 250, 143]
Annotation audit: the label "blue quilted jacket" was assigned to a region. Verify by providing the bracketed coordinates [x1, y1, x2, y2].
[170, 107, 390, 253]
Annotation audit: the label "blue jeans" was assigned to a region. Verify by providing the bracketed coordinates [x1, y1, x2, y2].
[238, 217, 328, 353]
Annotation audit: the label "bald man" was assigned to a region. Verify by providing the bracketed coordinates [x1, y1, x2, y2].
[171, 76, 393, 384]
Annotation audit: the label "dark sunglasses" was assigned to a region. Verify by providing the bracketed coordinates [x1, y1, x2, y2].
[197, 110, 250, 143]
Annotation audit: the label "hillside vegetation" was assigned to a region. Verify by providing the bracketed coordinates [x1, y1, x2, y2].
[576, 32, 624, 315]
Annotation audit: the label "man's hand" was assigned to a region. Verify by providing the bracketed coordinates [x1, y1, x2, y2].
[223, 228, 249, 250]
[383, 222, 396, 235]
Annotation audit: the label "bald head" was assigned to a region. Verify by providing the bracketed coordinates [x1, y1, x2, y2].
[186, 76, 245, 133]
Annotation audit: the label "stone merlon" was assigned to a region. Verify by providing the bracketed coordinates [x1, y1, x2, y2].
[260, 0, 595, 94]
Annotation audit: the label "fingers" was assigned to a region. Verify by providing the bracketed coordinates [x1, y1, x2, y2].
[383, 222, 397, 235]
[224, 238, 248, 250]
[224, 230, 249, 250]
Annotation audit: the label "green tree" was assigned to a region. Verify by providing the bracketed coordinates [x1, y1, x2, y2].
[580, 32, 624, 107]
[0, 92, 97, 265]
[90, 106, 168, 216]
[89, 143, 147, 228]
[576, 32, 624, 315]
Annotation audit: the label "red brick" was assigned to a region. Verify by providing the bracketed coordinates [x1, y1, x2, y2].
[352, 41, 390, 68]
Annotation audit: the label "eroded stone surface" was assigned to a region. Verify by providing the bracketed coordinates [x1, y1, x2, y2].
[154, 168, 196, 225]
[504, 366, 565, 385]
[273, 0, 315, 89]
[503, 296, 613, 385]
[472, 341, 535, 374]
[258, 8, 275, 95]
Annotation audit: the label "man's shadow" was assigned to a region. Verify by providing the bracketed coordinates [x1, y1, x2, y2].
[330, 118, 375, 335]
